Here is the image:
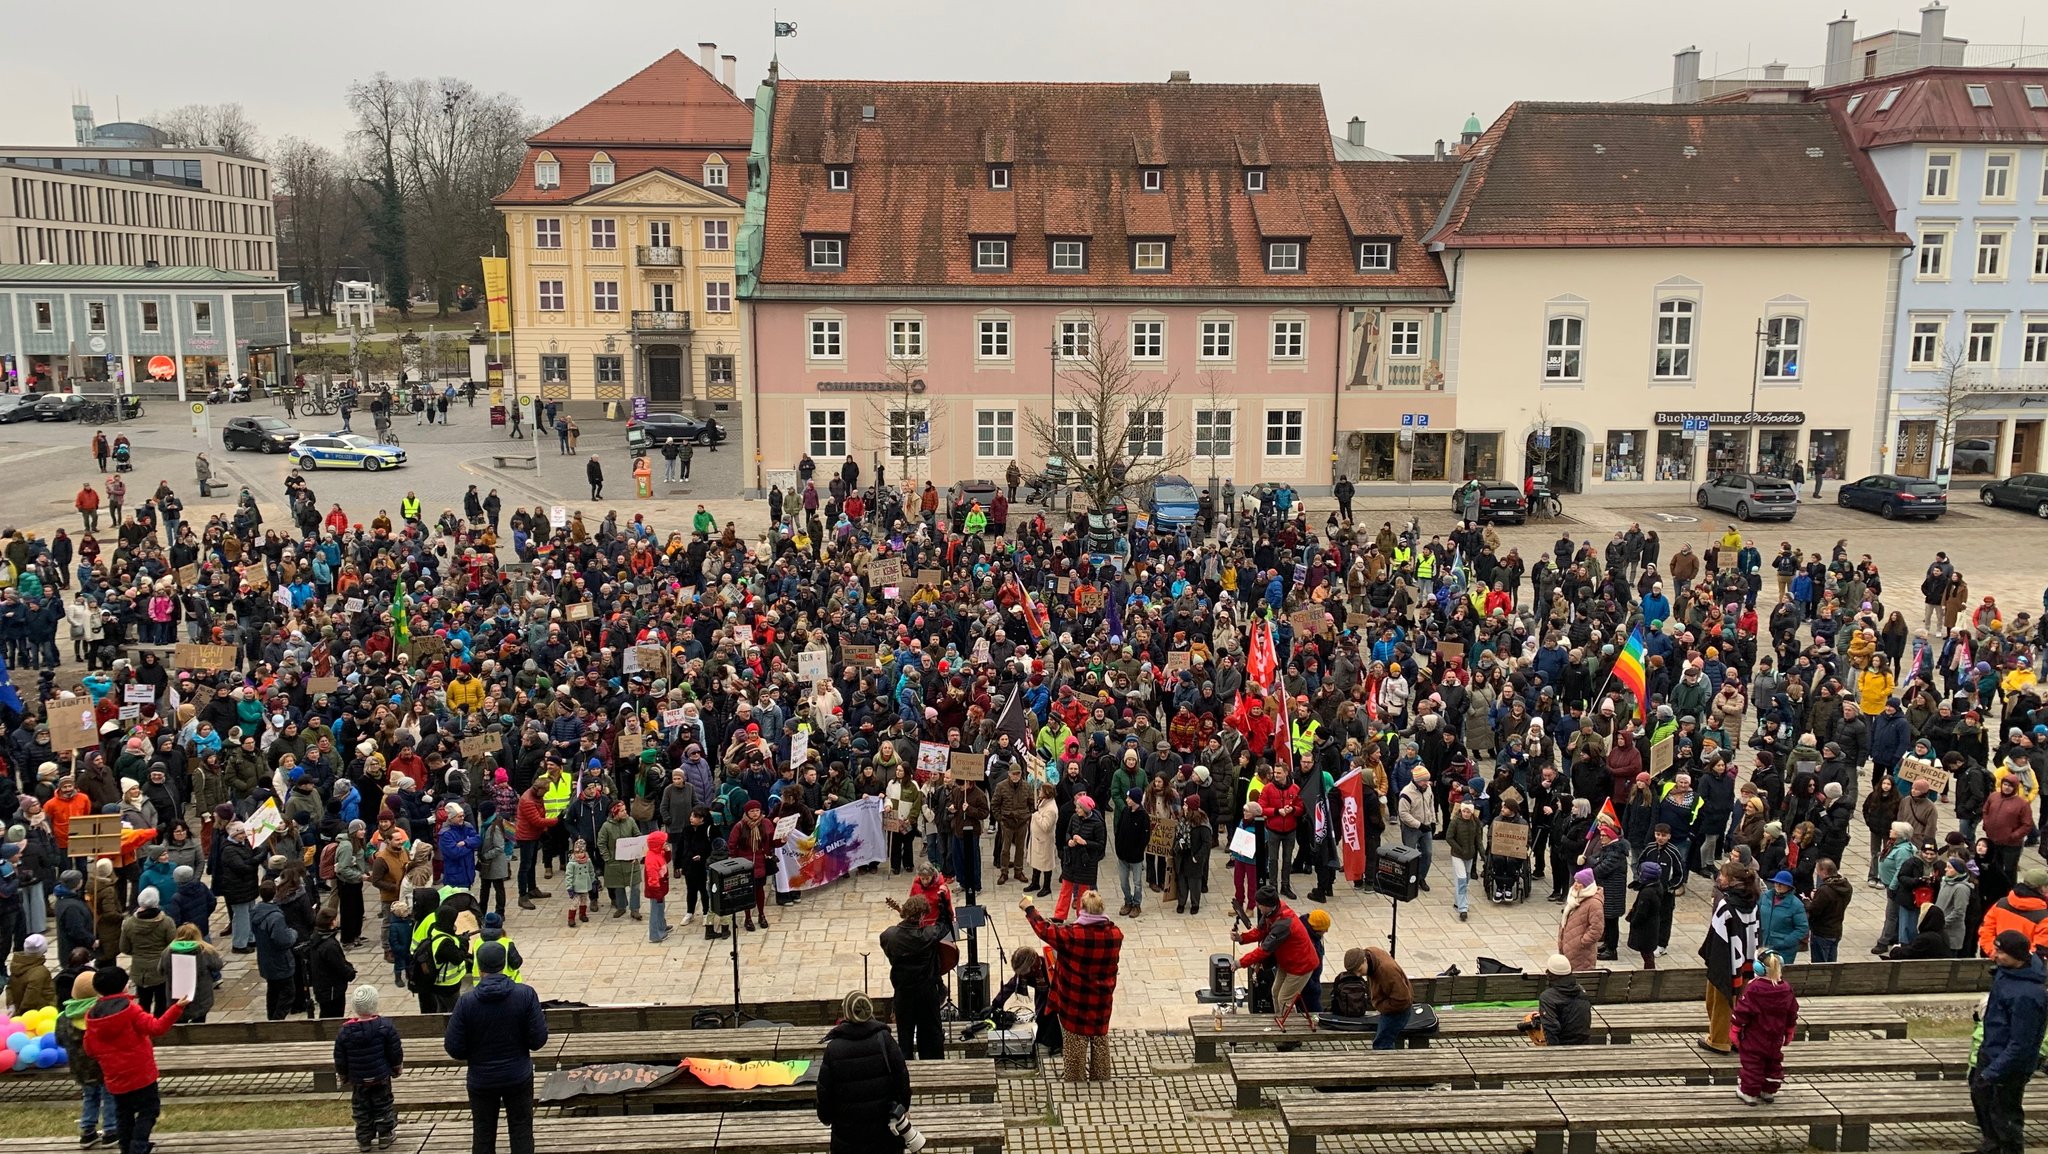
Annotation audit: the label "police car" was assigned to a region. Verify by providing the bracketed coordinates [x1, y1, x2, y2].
[288, 432, 408, 472]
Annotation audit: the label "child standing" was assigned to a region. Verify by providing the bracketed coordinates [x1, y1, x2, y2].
[55, 973, 118, 1146]
[565, 839, 597, 926]
[80, 965, 186, 1154]
[1299, 909, 1332, 1015]
[332, 985, 403, 1153]
[383, 902, 413, 989]
[1626, 861, 1673, 970]
[1729, 950, 1798, 1104]
[1229, 802, 1264, 918]
[643, 831, 671, 944]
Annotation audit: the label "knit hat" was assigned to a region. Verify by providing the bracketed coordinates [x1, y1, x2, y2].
[351, 985, 381, 1016]
[23, 934, 45, 952]
[1995, 929, 2033, 961]
[1573, 869, 1595, 887]
[842, 991, 876, 1024]
[173, 865, 194, 883]
[483, 912, 503, 930]
[1545, 954, 1573, 976]
[1304, 909, 1332, 933]
[136, 887, 160, 909]
[1638, 861, 1662, 882]
[2024, 866, 2048, 890]
[92, 966, 128, 995]
[476, 942, 509, 974]
[1076, 795, 1096, 810]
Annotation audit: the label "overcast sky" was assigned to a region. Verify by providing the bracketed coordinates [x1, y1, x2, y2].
[6, 0, 2041, 156]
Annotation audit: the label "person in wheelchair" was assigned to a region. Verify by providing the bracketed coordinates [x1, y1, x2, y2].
[977, 946, 1061, 1058]
[1484, 797, 1532, 904]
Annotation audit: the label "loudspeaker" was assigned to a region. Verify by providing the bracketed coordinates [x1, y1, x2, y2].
[1375, 843, 1423, 902]
[1248, 963, 1275, 1015]
[1208, 954, 1235, 1000]
[957, 962, 990, 1019]
[706, 857, 757, 916]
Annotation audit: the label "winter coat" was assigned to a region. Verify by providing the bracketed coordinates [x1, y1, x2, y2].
[598, 815, 640, 888]
[1757, 888, 1809, 956]
[81, 993, 183, 1094]
[1804, 874, 1854, 938]
[1590, 836, 1630, 921]
[814, 1017, 910, 1154]
[1237, 903, 1319, 976]
[334, 1013, 405, 1085]
[216, 840, 261, 904]
[1626, 882, 1672, 955]
[443, 973, 549, 1089]
[250, 900, 298, 981]
[1026, 798, 1058, 874]
[1558, 888, 1604, 970]
[438, 821, 483, 888]
[6, 949, 56, 1012]
[54, 886, 93, 960]
[161, 939, 221, 1020]
[1976, 954, 2048, 1082]
[1061, 807, 1106, 886]
[119, 909, 176, 987]
[1730, 977, 1799, 1057]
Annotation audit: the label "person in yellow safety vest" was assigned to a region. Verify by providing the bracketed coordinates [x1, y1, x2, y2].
[1291, 706, 1320, 759]
[1415, 550, 1436, 582]
[1392, 543, 1414, 570]
[542, 769, 573, 818]
[469, 911, 524, 984]
[421, 905, 471, 1013]
[400, 492, 422, 522]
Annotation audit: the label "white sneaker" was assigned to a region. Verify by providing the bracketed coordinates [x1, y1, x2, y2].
[679, 913, 693, 926]
[1654, 947, 1667, 957]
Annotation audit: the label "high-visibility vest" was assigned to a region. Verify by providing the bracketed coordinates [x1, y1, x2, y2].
[1392, 546, 1413, 568]
[1415, 553, 1436, 579]
[1291, 718, 1319, 756]
[400, 495, 422, 521]
[543, 774, 572, 818]
[470, 933, 522, 983]
[428, 928, 469, 987]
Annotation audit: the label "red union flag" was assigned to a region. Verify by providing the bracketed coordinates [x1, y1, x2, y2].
[1334, 769, 1367, 882]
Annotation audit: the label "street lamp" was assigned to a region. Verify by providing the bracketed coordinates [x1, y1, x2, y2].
[1749, 318, 1781, 471]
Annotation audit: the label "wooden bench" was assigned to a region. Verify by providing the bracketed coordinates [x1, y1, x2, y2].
[1278, 1089, 1565, 1154]
[0, 1126, 440, 1154]
[1589, 999, 1908, 1043]
[1187, 1007, 1525, 1062]
[1229, 1048, 1478, 1108]
[1553, 1084, 1841, 1154]
[491, 454, 537, 469]
[714, 1110, 1003, 1154]
[550, 1024, 988, 1067]
[1808, 1078, 2048, 1152]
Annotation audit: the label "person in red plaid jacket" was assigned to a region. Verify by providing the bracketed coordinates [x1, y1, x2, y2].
[1021, 890, 1124, 1082]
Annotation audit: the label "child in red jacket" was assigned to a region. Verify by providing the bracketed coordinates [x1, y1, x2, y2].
[643, 830, 671, 944]
[81, 965, 186, 1154]
[1730, 949, 1799, 1104]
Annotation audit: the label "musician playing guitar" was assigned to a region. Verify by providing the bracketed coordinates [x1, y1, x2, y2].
[880, 894, 953, 1060]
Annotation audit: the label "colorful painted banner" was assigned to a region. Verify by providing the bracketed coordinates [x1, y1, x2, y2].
[680, 1057, 816, 1089]
[775, 794, 885, 893]
[539, 1062, 683, 1101]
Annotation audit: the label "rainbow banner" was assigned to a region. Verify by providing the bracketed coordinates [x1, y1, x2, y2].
[774, 794, 885, 892]
[681, 1057, 816, 1089]
[1613, 625, 1649, 722]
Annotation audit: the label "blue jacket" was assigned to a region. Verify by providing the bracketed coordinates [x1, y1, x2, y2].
[444, 974, 549, 1089]
[166, 878, 216, 935]
[438, 822, 483, 888]
[1978, 956, 2048, 1082]
[1758, 888, 1810, 956]
[333, 1013, 404, 1085]
[1868, 713, 1914, 772]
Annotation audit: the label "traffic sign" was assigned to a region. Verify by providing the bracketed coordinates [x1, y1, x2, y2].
[1415, 414, 1430, 428]
[190, 402, 207, 415]
[1535, 434, 1552, 449]
[1400, 414, 1414, 427]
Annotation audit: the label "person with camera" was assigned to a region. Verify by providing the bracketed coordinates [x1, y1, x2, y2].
[879, 894, 949, 1060]
[816, 990, 918, 1153]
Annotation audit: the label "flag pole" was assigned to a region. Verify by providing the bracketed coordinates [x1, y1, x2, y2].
[1586, 608, 1646, 723]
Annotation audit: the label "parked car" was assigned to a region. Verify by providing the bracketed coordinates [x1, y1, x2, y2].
[1694, 472, 1799, 521]
[1952, 437, 1999, 475]
[1144, 475, 1202, 535]
[29, 393, 92, 421]
[222, 415, 301, 453]
[1454, 480, 1528, 525]
[1977, 472, 2048, 518]
[288, 433, 407, 472]
[946, 479, 1002, 530]
[1837, 473, 1947, 520]
[626, 411, 726, 446]
[0, 394, 34, 424]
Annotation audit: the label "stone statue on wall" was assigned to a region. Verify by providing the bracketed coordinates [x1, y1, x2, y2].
[1350, 307, 1382, 388]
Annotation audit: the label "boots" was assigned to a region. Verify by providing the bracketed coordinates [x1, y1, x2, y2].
[744, 912, 756, 932]
[997, 869, 1010, 886]
[704, 925, 716, 941]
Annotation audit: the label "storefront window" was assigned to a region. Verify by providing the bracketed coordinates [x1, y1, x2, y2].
[1707, 429, 1750, 476]
[1756, 431, 1799, 478]
[1605, 430, 1644, 481]
[1952, 419, 2003, 477]
[1655, 430, 1694, 481]
[1410, 432, 1448, 481]
[1358, 433, 1395, 480]
[1460, 432, 1501, 481]
[1808, 430, 1848, 480]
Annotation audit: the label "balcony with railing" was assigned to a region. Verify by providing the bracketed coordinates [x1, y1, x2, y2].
[636, 246, 681, 267]
[631, 310, 693, 336]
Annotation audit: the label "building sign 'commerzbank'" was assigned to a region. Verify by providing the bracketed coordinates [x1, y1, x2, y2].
[816, 379, 927, 394]
[1652, 411, 1805, 427]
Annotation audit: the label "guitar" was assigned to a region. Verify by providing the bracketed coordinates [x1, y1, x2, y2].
[885, 897, 962, 974]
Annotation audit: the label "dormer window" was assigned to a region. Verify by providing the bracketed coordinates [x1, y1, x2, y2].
[1244, 168, 1267, 193]
[1265, 241, 1303, 273]
[534, 153, 560, 190]
[827, 166, 851, 191]
[703, 159, 728, 188]
[988, 165, 1010, 190]
[808, 237, 845, 270]
[589, 152, 614, 187]
[974, 239, 1011, 271]
[1356, 240, 1395, 272]
[1140, 168, 1163, 192]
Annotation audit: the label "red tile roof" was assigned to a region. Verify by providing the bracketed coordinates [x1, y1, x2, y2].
[1825, 68, 2048, 149]
[759, 79, 1443, 294]
[1331, 162, 1460, 288]
[497, 50, 752, 205]
[1426, 102, 1907, 249]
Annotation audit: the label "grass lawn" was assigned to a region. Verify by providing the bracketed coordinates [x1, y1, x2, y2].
[7, 1099, 352, 1137]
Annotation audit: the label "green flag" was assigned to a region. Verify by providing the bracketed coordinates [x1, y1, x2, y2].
[393, 578, 411, 648]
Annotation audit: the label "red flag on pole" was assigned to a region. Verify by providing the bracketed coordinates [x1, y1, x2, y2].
[1598, 796, 1621, 833]
[1334, 768, 1367, 882]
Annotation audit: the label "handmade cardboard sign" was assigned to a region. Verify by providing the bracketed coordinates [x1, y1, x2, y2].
[175, 643, 238, 671]
[948, 751, 986, 782]
[565, 602, 593, 621]
[1490, 821, 1530, 860]
[461, 732, 504, 759]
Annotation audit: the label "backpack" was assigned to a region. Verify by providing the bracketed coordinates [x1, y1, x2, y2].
[1329, 972, 1373, 1020]
[408, 934, 439, 988]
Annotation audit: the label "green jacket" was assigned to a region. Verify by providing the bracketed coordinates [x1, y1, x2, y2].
[598, 815, 640, 888]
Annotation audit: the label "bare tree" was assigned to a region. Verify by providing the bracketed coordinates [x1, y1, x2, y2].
[1022, 312, 1190, 513]
[396, 79, 531, 317]
[347, 76, 413, 320]
[145, 103, 266, 156]
[861, 355, 946, 496]
[273, 138, 363, 316]
[1196, 370, 1231, 489]
[1925, 339, 2001, 483]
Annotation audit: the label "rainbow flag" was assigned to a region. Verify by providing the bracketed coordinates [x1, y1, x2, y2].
[1613, 624, 1648, 721]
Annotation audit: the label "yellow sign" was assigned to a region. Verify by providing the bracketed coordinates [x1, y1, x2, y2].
[480, 257, 511, 333]
[190, 402, 207, 414]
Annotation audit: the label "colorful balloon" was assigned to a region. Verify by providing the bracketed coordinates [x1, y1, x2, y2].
[0, 1048, 16, 1073]
[4, 1033, 30, 1053]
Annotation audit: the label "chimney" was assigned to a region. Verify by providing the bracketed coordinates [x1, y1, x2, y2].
[1433, 138, 1446, 161]
[721, 54, 737, 92]
[1823, 12, 1856, 87]
[1763, 60, 1789, 81]
[698, 42, 717, 70]
[1346, 117, 1366, 147]
[1672, 46, 1702, 103]
[1167, 70, 1191, 83]
[1918, 2, 1947, 67]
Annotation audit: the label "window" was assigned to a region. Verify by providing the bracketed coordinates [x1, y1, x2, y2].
[1265, 242, 1302, 273]
[1389, 319, 1421, 358]
[2022, 319, 2048, 365]
[1264, 409, 1304, 457]
[827, 167, 850, 191]
[1924, 151, 1955, 200]
[977, 318, 1011, 360]
[976, 410, 1014, 458]
[595, 355, 623, 385]
[1194, 408, 1234, 459]
[1244, 169, 1266, 193]
[974, 239, 1010, 271]
[534, 218, 562, 249]
[1604, 430, 1646, 482]
[1056, 410, 1095, 458]
[1977, 229, 2009, 279]
[887, 408, 930, 459]
[537, 280, 564, 311]
[1058, 319, 1093, 359]
[592, 280, 619, 312]
[1985, 153, 2015, 201]
[1909, 318, 1945, 367]
[1917, 228, 1950, 277]
[703, 219, 730, 251]
[1126, 409, 1165, 458]
[808, 237, 843, 269]
[889, 318, 924, 360]
[535, 157, 559, 189]
[1967, 84, 1992, 108]
[647, 221, 671, 247]
[1140, 168, 1162, 192]
[988, 165, 1010, 190]
[1653, 299, 1695, 379]
[586, 218, 616, 250]
[809, 317, 843, 359]
[705, 281, 732, 314]
[703, 162, 727, 189]
[1199, 319, 1234, 361]
[2033, 229, 2048, 278]
[85, 301, 106, 333]
[1876, 86, 1904, 112]
[650, 283, 675, 312]
[1271, 318, 1305, 360]
[192, 301, 213, 333]
[1132, 241, 1168, 271]
[1544, 316, 1583, 380]
[139, 301, 159, 333]
[1130, 319, 1163, 361]
[1357, 241, 1393, 272]
[1845, 94, 1864, 115]
[31, 300, 52, 332]
[1050, 240, 1085, 271]
[1763, 316, 1803, 380]
[1462, 432, 1502, 482]
[1966, 319, 2001, 363]
[540, 355, 568, 383]
[589, 156, 615, 186]
[808, 410, 847, 458]
[706, 356, 735, 389]
[2028, 84, 2048, 110]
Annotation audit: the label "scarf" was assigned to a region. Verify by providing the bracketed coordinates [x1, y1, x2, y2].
[1562, 882, 1596, 919]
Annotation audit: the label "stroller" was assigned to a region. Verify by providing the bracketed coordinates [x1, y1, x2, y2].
[1481, 817, 1532, 904]
[112, 437, 133, 473]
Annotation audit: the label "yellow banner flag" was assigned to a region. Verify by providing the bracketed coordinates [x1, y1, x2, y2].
[481, 256, 511, 333]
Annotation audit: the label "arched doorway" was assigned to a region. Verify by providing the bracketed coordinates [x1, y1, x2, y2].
[1525, 428, 1585, 493]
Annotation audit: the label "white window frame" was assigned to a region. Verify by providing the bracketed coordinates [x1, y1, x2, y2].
[1763, 314, 1804, 381]
[1125, 408, 1166, 459]
[30, 300, 52, 333]
[537, 279, 564, 312]
[1193, 406, 1235, 460]
[974, 239, 1010, 271]
[1050, 239, 1086, 271]
[534, 158, 559, 189]
[1984, 152, 2016, 202]
[591, 280, 619, 313]
[808, 313, 845, 362]
[975, 408, 1015, 459]
[192, 300, 213, 333]
[588, 218, 617, 250]
[649, 282, 676, 313]
[976, 315, 1013, 363]
[1265, 241, 1302, 273]
[1270, 317, 1306, 361]
[1917, 227, 1951, 279]
[703, 162, 728, 189]
[589, 157, 615, 187]
[1244, 169, 1266, 193]
[1129, 317, 1165, 362]
[1965, 318, 2001, 364]
[704, 281, 732, 314]
[1140, 168, 1162, 192]
[807, 408, 848, 459]
[1653, 298, 1696, 381]
[988, 166, 1010, 190]
[1908, 316, 1946, 368]
[1388, 319, 1422, 359]
[703, 219, 730, 251]
[1976, 228, 2010, 280]
[534, 218, 562, 249]
[2035, 228, 2048, 280]
[827, 167, 850, 191]
[647, 220, 672, 248]
[887, 407, 931, 461]
[1057, 318, 1093, 360]
[1199, 317, 1235, 362]
[85, 300, 106, 334]
[1544, 312, 1584, 382]
[1263, 408, 1305, 458]
[139, 301, 160, 333]
[2022, 317, 2048, 366]
[808, 237, 844, 270]
[1132, 240, 1168, 272]
[1056, 410, 1096, 459]
[889, 316, 925, 361]
[1357, 240, 1393, 272]
[1924, 150, 1956, 201]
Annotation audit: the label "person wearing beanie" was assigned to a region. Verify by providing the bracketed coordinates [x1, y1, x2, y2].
[334, 984, 404, 1152]
[5, 932, 55, 1013]
[1980, 864, 2048, 959]
[815, 988, 911, 1152]
[444, 938, 548, 1154]
[1112, 787, 1151, 917]
[1559, 867, 1604, 972]
[1228, 801, 1265, 917]
[1173, 793, 1214, 916]
[1054, 789, 1107, 923]
[1974, 925, 2048, 1151]
[1627, 859, 1673, 970]
[118, 886, 175, 1016]
[437, 801, 484, 895]
[53, 868, 93, 963]
[597, 800, 643, 922]
[1521, 954, 1593, 1046]
[1298, 908, 1333, 1015]
[471, 911, 524, 984]
[82, 963, 186, 1154]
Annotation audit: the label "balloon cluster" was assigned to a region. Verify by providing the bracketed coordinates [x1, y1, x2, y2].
[0, 1007, 67, 1073]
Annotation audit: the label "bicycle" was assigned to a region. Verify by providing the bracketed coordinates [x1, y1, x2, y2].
[78, 400, 117, 423]
[1530, 492, 1565, 520]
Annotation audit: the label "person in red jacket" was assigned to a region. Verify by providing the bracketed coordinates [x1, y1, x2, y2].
[81, 965, 186, 1154]
[1236, 886, 1321, 1030]
[1259, 768, 1302, 900]
[642, 830, 670, 944]
[1232, 697, 1277, 759]
[1729, 949, 1798, 1104]
[514, 780, 558, 909]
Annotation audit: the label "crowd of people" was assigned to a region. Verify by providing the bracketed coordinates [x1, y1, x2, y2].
[4, 445, 2048, 1152]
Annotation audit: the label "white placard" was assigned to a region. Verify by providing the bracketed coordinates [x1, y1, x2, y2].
[1229, 826, 1258, 859]
[733, 625, 754, 648]
[344, 597, 365, 614]
[124, 684, 156, 704]
[916, 741, 950, 779]
[169, 952, 198, 1001]
[774, 814, 799, 842]
[118, 704, 141, 719]
[789, 730, 810, 767]
[797, 650, 829, 682]
[660, 708, 686, 729]
[247, 798, 283, 848]
[549, 505, 568, 529]
[611, 835, 648, 861]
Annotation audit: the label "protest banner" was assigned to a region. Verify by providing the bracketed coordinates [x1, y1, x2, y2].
[1077, 588, 1106, 613]
[869, 557, 904, 588]
[176, 564, 200, 587]
[46, 702, 100, 752]
[174, 643, 238, 671]
[1649, 735, 1675, 777]
[1166, 652, 1193, 674]
[67, 814, 124, 857]
[1490, 821, 1531, 860]
[616, 727, 645, 759]
[1897, 760, 1950, 795]
[775, 795, 885, 893]
[539, 1063, 685, 1103]
[461, 732, 504, 759]
[306, 676, 340, 696]
[789, 730, 811, 768]
[916, 742, 951, 779]
[407, 635, 446, 662]
[565, 602, 593, 621]
[625, 645, 667, 676]
[841, 643, 877, 668]
[247, 799, 284, 848]
[797, 649, 829, 682]
[123, 684, 156, 705]
[948, 750, 986, 781]
[660, 708, 686, 730]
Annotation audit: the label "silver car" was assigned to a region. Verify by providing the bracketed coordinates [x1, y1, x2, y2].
[1695, 472, 1799, 521]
